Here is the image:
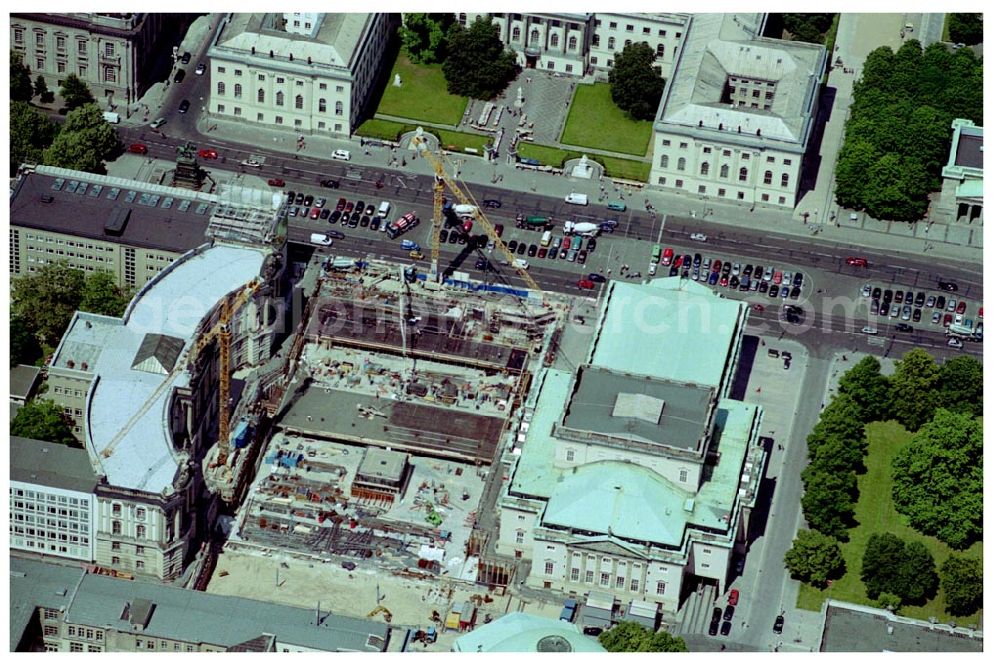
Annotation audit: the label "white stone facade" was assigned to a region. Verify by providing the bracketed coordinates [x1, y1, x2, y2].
[10, 483, 97, 562]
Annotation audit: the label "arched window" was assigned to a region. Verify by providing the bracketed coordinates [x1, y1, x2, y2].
[257, 88, 264, 104]
[335, 100, 343, 116]
[763, 170, 773, 185]
[276, 91, 284, 106]
[700, 161, 709, 176]
[568, 36, 577, 50]
[677, 157, 686, 172]
[512, 26, 520, 41]
[234, 83, 242, 99]
[657, 43, 665, 57]
[781, 172, 789, 188]
[216, 82, 225, 96]
[660, 155, 668, 168]
[318, 98, 326, 113]
[530, 29, 540, 46]
[592, 34, 600, 47]
[625, 39, 632, 47]
[720, 164, 729, 179]
[550, 33, 559, 48]
[295, 94, 303, 110]
[738, 167, 748, 182]
[608, 36, 616, 50]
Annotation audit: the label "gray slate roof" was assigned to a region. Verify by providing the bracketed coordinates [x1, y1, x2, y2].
[10, 437, 99, 494]
[9, 558, 87, 651]
[9, 364, 41, 400]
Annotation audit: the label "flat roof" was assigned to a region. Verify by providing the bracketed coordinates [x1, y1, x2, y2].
[10, 437, 99, 493]
[358, 447, 408, 481]
[85, 244, 267, 493]
[9, 364, 41, 399]
[453, 612, 605, 653]
[279, 385, 505, 463]
[10, 167, 216, 253]
[658, 14, 825, 147]
[50, 312, 123, 373]
[563, 366, 714, 451]
[9, 557, 87, 651]
[955, 132, 983, 170]
[590, 278, 745, 389]
[218, 13, 371, 71]
[821, 601, 982, 652]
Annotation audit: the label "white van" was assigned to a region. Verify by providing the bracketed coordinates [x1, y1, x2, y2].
[309, 233, 333, 246]
[102, 111, 121, 124]
[378, 201, 391, 217]
[331, 149, 352, 161]
[564, 193, 588, 206]
[540, 230, 553, 248]
[453, 204, 478, 216]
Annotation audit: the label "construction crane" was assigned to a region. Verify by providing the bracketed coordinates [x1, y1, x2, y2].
[430, 174, 445, 277]
[414, 135, 541, 293]
[192, 279, 261, 468]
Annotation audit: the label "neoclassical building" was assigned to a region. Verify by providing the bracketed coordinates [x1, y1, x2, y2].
[649, 14, 826, 208]
[496, 278, 766, 612]
[10, 13, 195, 114]
[207, 13, 395, 137]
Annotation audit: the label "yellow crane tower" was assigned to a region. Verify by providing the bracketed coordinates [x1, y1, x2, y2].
[415, 136, 541, 293]
[192, 280, 261, 468]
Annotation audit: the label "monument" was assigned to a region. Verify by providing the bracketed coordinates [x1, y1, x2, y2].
[393, 73, 402, 87]
[571, 154, 594, 179]
[171, 141, 206, 190]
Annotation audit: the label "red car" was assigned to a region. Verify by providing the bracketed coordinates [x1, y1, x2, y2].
[846, 257, 868, 267]
[335, 197, 347, 212]
[128, 143, 148, 155]
[661, 248, 674, 266]
[310, 207, 322, 219]
[956, 301, 967, 315]
[943, 314, 953, 327]
[198, 148, 219, 159]
[577, 279, 595, 290]
[978, 307, 983, 319]
[772, 270, 783, 285]
[720, 275, 730, 287]
[267, 178, 285, 187]
[712, 259, 723, 272]
[461, 218, 474, 233]
[728, 589, 740, 606]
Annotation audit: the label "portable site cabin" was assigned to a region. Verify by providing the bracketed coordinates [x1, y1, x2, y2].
[624, 599, 660, 630]
[581, 591, 616, 629]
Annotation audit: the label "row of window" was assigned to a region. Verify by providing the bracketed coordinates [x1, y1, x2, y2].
[26, 245, 114, 263]
[22, 233, 116, 251]
[12, 489, 88, 506]
[592, 35, 668, 59]
[11, 526, 89, 542]
[662, 140, 795, 166]
[214, 106, 345, 132]
[12, 29, 116, 56]
[655, 177, 790, 205]
[596, 18, 682, 39]
[660, 157, 793, 186]
[216, 66, 345, 92]
[216, 84, 344, 115]
[111, 503, 147, 520]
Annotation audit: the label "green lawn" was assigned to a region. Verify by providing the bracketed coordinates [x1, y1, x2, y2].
[434, 128, 490, 155]
[517, 143, 650, 182]
[797, 421, 983, 626]
[355, 119, 419, 142]
[373, 53, 468, 126]
[560, 83, 653, 157]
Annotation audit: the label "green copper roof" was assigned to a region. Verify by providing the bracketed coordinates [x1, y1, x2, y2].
[542, 461, 690, 546]
[589, 278, 745, 388]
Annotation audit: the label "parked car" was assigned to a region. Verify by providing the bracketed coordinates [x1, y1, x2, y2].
[720, 621, 732, 636]
[177, 99, 190, 113]
[150, 117, 167, 129]
[331, 149, 352, 161]
[723, 605, 735, 621]
[773, 614, 785, 634]
[195, 63, 206, 75]
[728, 589, 740, 606]
[173, 69, 186, 84]
[180, 51, 191, 64]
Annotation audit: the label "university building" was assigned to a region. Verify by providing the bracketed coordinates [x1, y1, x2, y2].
[207, 12, 396, 137]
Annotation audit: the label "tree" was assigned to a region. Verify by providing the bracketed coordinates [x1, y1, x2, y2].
[442, 17, 517, 99]
[59, 73, 95, 110]
[34, 74, 49, 98]
[801, 468, 856, 541]
[887, 348, 940, 431]
[837, 355, 890, 422]
[598, 621, 687, 652]
[876, 592, 902, 612]
[10, 399, 79, 446]
[861, 532, 906, 600]
[11, 261, 86, 345]
[781, 14, 835, 43]
[10, 50, 34, 102]
[896, 540, 939, 603]
[947, 14, 983, 45]
[81, 271, 131, 317]
[399, 13, 454, 64]
[784, 529, 846, 587]
[42, 103, 120, 174]
[891, 409, 982, 549]
[608, 42, 665, 121]
[940, 555, 982, 617]
[10, 100, 58, 176]
[10, 313, 43, 368]
[937, 355, 983, 415]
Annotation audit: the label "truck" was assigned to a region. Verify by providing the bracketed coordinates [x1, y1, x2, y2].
[563, 221, 600, 237]
[947, 323, 976, 338]
[560, 599, 578, 622]
[516, 214, 550, 229]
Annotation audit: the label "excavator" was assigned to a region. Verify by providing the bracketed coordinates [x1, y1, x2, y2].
[367, 605, 393, 622]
